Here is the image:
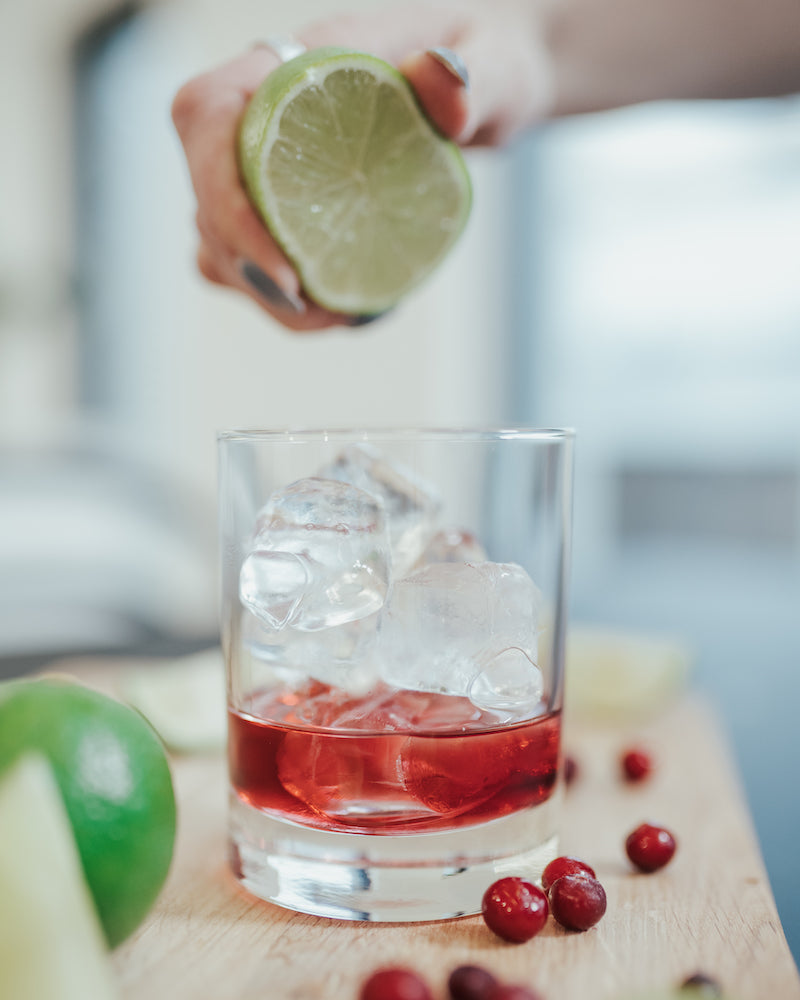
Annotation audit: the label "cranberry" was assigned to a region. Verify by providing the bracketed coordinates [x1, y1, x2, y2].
[541, 856, 596, 893]
[548, 874, 607, 931]
[680, 972, 723, 996]
[486, 986, 543, 1000]
[625, 822, 677, 872]
[448, 965, 499, 1000]
[481, 877, 549, 943]
[564, 755, 578, 785]
[360, 967, 433, 1000]
[621, 747, 653, 782]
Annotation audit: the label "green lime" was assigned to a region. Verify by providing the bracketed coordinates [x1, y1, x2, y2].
[0, 755, 118, 998]
[0, 678, 176, 947]
[238, 47, 472, 314]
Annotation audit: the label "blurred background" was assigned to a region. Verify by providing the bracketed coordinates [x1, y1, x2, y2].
[3, 0, 799, 962]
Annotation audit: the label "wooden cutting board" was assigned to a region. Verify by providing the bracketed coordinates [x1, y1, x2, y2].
[61, 663, 800, 1000]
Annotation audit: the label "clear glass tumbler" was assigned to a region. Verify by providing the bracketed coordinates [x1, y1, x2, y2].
[219, 428, 574, 921]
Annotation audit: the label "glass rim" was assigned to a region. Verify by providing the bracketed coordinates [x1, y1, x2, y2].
[217, 426, 576, 444]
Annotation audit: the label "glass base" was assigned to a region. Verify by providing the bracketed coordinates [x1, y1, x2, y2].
[228, 791, 561, 922]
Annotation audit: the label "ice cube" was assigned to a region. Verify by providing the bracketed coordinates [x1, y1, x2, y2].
[277, 726, 407, 821]
[242, 610, 379, 694]
[468, 647, 543, 712]
[321, 443, 441, 574]
[377, 562, 543, 713]
[239, 551, 309, 630]
[289, 684, 479, 732]
[414, 527, 487, 567]
[276, 685, 489, 821]
[399, 729, 516, 815]
[400, 705, 560, 815]
[239, 477, 390, 633]
[276, 685, 419, 820]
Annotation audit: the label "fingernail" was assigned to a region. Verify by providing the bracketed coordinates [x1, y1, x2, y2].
[427, 47, 470, 91]
[238, 259, 305, 314]
[347, 311, 391, 328]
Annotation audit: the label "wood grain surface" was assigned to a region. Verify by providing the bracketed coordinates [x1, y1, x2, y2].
[61, 664, 800, 1000]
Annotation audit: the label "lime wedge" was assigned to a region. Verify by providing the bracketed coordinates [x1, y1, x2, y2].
[238, 47, 472, 314]
[0, 755, 118, 999]
[565, 625, 692, 722]
[120, 648, 226, 753]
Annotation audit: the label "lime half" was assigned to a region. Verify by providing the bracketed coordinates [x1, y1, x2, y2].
[238, 47, 472, 314]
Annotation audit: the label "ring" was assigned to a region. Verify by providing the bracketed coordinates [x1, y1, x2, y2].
[254, 34, 307, 64]
[427, 47, 470, 90]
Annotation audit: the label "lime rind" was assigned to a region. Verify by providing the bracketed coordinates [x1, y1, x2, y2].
[238, 48, 472, 314]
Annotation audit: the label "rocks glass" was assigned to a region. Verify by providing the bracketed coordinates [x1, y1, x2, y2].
[219, 428, 574, 921]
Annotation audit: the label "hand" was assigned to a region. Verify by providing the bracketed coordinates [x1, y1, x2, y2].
[172, 46, 349, 332]
[171, 1, 546, 330]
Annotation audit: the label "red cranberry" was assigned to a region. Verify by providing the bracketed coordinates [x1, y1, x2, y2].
[548, 874, 607, 931]
[564, 755, 578, 785]
[680, 972, 723, 997]
[360, 967, 432, 1000]
[625, 822, 677, 872]
[621, 747, 654, 782]
[448, 965, 498, 1000]
[486, 986, 543, 1000]
[541, 856, 596, 893]
[481, 877, 549, 943]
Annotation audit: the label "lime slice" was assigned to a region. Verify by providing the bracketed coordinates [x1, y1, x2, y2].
[120, 648, 226, 753]
[238, 47, 472, 314]
[565, 625, 692, 722]
[0, 755, 118, 999]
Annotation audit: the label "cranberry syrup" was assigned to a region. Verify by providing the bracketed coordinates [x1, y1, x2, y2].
[228, 683, 561, 835]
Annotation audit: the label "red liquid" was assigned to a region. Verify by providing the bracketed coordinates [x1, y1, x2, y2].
[229, 683, 561, 835]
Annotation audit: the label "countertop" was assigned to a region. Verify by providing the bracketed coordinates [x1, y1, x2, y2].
[60, 663, 800, 1000]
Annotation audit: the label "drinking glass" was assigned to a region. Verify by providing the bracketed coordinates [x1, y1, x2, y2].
[218, 428, 574, 921]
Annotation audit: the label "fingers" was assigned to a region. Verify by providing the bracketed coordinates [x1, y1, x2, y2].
[447, 12, 554, 145]
[172, 48, 347, 331]
[171, 1, 550, 332]
[195, 210, 347, 332]
[398, 49, 471, 140]
[196, 242, 225, 286]
[385, 2, 552, 146]
[308, 0, 550, 145]
[303, 4, 478, 141]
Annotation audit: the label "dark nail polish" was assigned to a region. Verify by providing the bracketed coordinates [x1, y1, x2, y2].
[427, 47, 470, 91]
[347, 311, 390, 327]
[238, 259, 305, 314]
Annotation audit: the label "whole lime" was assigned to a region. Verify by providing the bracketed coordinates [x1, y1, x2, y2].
[0, 678, 176, 947]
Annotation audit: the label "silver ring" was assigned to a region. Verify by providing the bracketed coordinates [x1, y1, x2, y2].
[428, 47, 470, 90]
[255, 34, 307, 64]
